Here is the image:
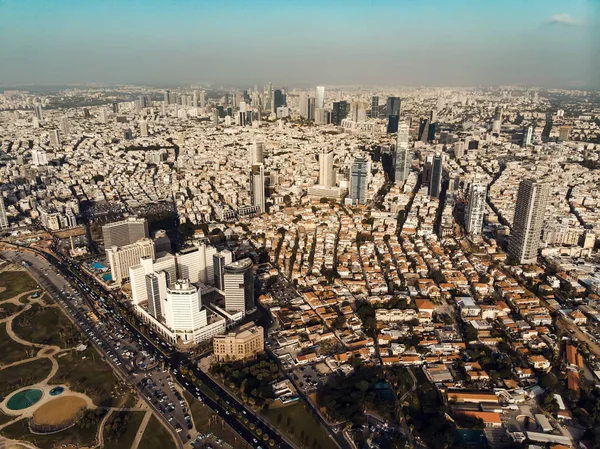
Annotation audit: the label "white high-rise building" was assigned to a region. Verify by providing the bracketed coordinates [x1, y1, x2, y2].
[176, 246, 207, 284]
[319, 149, 334, 187]
[316, 86, 325, 109]
[107, 238, 155, 285]
[204, 245, 217, 285]
[251, 141, 264, 164]
[59, 116, 70, 135]
[251, 163, 266, 213]
[31, 149, 48, 166]
[224, 258, 255, 315]
[213, 250, 233, 290]
[49, 129, 61, 148]
[140, 120, 148, 137]
[508, 179, 550, 264]
[395, 123, 411, 184]
[163, 280, 206, 343]
[465, 182, 487, 235]
[0, 196, 8, 229]
[145, 271, 169, 319]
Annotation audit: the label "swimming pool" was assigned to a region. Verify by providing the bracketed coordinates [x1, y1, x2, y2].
[6, 389, 43, 410]
[49, 386, 65, 396]
[91, 262, 106, 270]
[102, 273, 112, 281]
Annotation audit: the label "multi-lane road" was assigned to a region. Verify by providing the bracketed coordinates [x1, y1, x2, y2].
[1, 246, 295, 449]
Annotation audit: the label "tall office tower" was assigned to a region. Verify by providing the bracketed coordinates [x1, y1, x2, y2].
[316, 86, 325, 109]
[251, 164, 266, 213]
[430, 109, 438, 124]
[429, 153, 444, 198]
[522, 125, 533, 147]
[200, 90, 206, 107]
[299, 91, 308, 118]
[212, 109, 219, 125]
[308, 97, 316, 121]
[315, 108, 329, 125]
[163, 280, 206, 343]
[454, 141, 465, 159]
[508, 179, 550, 264]
[49, 129, 61, 148]
[386, 97, 401, 118]
[106, 238, 155, 285]
[223, 258, 254, 314]
[418, 118, 429, 142]
[422, 155, 434, 186]
[349, 157, 368, 205]
[204, 245, 217, 285]
[139, 120, 148, 137]
[273, 89, 286, 111]
[465, 182, 487, 235]
[0, 196, 8, 229]
[164, 90, 170, 105]
[145, 271, 169, 319]
[34, 104, 43, 121]
[102, 217, 149, 248]
[331, 101, 349, 126]
[59, 117, 70, 135]
[386, 114, 399, 134]
[83, 108, 90, 119]
[213, 250, 233, 290]
[192, 90, 198, 107]
[112, 102, 119, 113]
[395, 124, 411, 184]
[251, 141, 264, 164]
[559, 125, 571, 142]
[99, 109, 108, 123]
[238, 111, 247, 126]
[319, 149, 335, 187]
[176, 246, 207, 284]
[371, 96, 379, 118]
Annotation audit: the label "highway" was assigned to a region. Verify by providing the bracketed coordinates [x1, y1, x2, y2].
[1, 246, 294, 449]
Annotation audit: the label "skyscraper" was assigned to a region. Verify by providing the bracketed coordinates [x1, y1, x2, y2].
[102, 217, 149, 248]
[0, 196, 8, 229]
[316, 86, 325, 109]
[213, 250, 233, 290]
[34, 104, 43, 121]
[49, 129, 61, 148]
[59, 117, 70, 135]
[251, 163, 266, 213]
[349, 157, 368, 205]
[522, 125, 533, 147]
[223, 258, 255, 314]
[331, 101, 349, 126]
[419, 118, 430, 142]
[251, 141, 264, 164]
[273, 89, 286, 111]
[299, 91, 308, 118]
[139, 120, 148, 137]
[386, 97, 401, 118]
[200, 90, 206, 107]
[387, 115, 399, 134]
[508, 179, 550, 264]
[429, 153, 444, 198]
[371, 96, 379, 118]
[465, 182, 487, 235]
[164, 90, 170, 105]
[319, 149, 334, 187]
[395, 124, 411, 184]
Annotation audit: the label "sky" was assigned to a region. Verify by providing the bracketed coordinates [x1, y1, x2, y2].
[0, 0, 598, 88]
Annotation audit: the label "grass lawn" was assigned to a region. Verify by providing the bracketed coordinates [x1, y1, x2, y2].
[0, 270, 39, 301]
[12, 303, 81, 349]
[0, 302, 22, 319]
[265, 402, 338, 449]
[183, 392, 248, 449]
[1, 409, 103, 449]
[0, 358, 53, 402]
[50, 347, 132, 408]
[138, 415, 176, 449]
[0, 322, 36, 366]
[103, 411, 146, 449]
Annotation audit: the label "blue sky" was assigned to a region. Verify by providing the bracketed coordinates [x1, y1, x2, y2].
[0, 0, 598, 87]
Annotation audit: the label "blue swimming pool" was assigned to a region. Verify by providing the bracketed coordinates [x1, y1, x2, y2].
[49, 386, 64, 396]
[102, 273, 112, 281]
[91, 262, 106, 270]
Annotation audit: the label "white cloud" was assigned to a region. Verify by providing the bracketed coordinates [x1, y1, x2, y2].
[549, 14, 580, 26]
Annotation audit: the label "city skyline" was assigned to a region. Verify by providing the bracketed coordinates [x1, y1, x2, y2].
[0, 0, 598, 88]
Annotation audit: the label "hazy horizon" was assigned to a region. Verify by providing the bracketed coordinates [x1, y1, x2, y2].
[1, 0, 599, 89]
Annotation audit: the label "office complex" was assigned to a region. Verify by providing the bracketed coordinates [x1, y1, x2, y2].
[315, 86, 325, 109]
[386, 97, 401, 117]
[349, 156, 368, 205]
[508, 179, 550, 264]
[394, 123, 411, 184]
[102, 218, 149, 249]
[223, 258, 255, 314]
[429, 153, 444, 198]
[213, 323, 264, 361]
[331, 101, 349, 126]
[465, 182, 487, 235]
[319, 149, 335, 188]
[107, 238, 155, 285]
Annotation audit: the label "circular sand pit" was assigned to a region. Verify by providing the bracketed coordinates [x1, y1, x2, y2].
[31, 396, 87, 430]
